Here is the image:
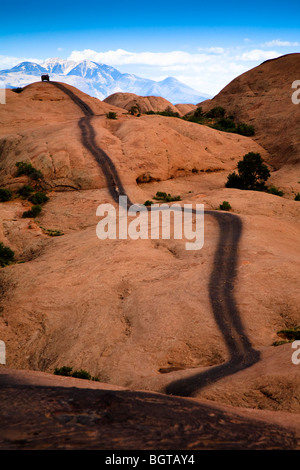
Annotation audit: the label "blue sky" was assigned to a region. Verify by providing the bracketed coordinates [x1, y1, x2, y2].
[1, 0, 299, 94]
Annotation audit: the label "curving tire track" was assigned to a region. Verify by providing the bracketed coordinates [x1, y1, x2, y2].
[50, 81, 260, 397]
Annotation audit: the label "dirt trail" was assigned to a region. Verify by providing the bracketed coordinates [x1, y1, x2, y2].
[49, 81, 260, 397]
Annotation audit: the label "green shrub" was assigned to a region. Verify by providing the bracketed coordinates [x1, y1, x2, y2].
[153, 191, 181, 202]
[205, 106, 226, 119]
[154, 191, 168, 200]
[194, 106, 204, 119]
[225, 171, 244, 189]
[225, 152, 270, 191]
[53, 366, 99, 381]
[276, 327, 300, 342]
[71, 369, 92, 380]
[12, 87, 23, 93]
[42, 228, 64, 237]
[54, 366, 73, 376]
[158, 107, 180, 118]
[295, 193, 300, 201]
[0, 242, 15, 267]
[29, 192, 49, 205]
[219, 201, 232, 211]
[17, 185, 35, 198]
[273, 326, 300, 345]
[106, 111, 117, 119]
[0, 188, 12, 202]
[22, 204, 42, 218]
[267, 186, 284, 197]
[129, 105, 140, 115]
[212, 117, 236, 132]
[16, 161, 42, 180]
[146, 108, 180, 118]
[236, 123, 255, 136]
[144, 200, 153, 206]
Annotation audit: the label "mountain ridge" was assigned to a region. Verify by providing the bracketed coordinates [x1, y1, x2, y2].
[0, 58, 211, 104]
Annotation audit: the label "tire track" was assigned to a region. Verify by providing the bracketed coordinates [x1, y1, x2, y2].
[50, 81, 260, 397]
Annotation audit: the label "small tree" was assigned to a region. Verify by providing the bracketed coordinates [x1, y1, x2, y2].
[0, 188, 12, 202]
[267, 186, 284, 197]
[54, 366, 73, 376]
[106, 111, 117, 120]
[17, 185, 34, 198]
[194, 106, 204, 119]
[226, 152, 270, 190]
[219, 201, 232, 211]
[22, 204, 42, 218]
[236, 123, 255, 136]
[16, 161, 42, 180]
[29, 192, 49, 205]
[0, 242, 14, 267]
[205, 106, 226, 119]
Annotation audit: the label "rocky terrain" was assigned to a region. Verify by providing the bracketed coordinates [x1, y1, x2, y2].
[0, 54, 299, 449]
[103, 92, 196, 117]
[198, 53, 300, 196]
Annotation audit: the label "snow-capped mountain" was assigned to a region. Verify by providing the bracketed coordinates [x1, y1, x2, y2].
[0, 58, 211, 104]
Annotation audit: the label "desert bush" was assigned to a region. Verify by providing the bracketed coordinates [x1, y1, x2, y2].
[278, 327, 300, 341]
[153, 191, 181, 202]
[71, 369, 92, 380]
[212, 117, 236, 132]
[143, 200, 153, 206]
[29, 191, 49, 205]
[205, 106, 226, 119]
[54, 366, 73, 376]
[106, 111, 117, 119]
[53, 366, 99, 381]
[267, 186, 284, 197]
[154, 191, 168, 200]
[194, 106, 204, 119]
[0, 242, 15, 267]
[226, 152, 270, 191]
[294, 193, 300, 201]
[12, 87, 23, 94]
[236, 123, 255, 136]
[17, 185, 34, 198]
[129, 105, 140, 115]
[22, 204, 42, 218]
[159, 107, 180, 118]
[16, 161, 42, 180]
[275, 326, 300, 344]
[219, 201, 232, 211]
[42, 228, 64, 237]
[146, 108, 180, 118]
[0, 188, 12, 202]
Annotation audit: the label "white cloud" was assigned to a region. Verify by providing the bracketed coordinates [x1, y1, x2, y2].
[238, 49, 280, 61]
[0, 55, 43, 69]
[198, 47, 225, 54]
[263, 39, 300, 47]
[68, 49, 216, 67]
[0, 45, 289, 97]
[68, 48, 247, 95]
[66, 47, 288, 95]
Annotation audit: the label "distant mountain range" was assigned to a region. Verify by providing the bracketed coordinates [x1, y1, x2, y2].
[0, 58, 212, 104]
